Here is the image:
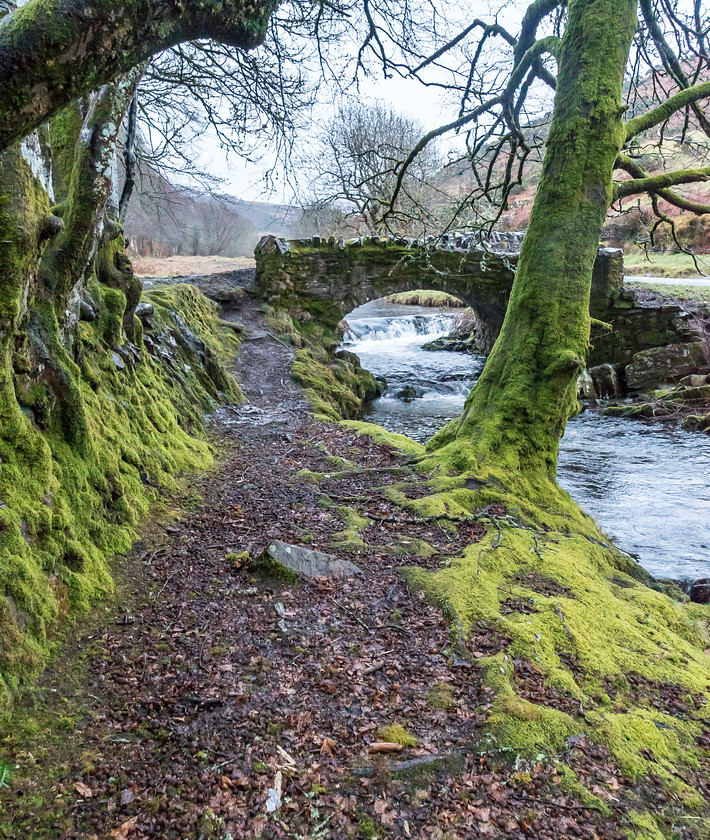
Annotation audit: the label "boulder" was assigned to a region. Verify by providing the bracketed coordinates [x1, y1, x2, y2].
[625, 342, 707, 391]
[589, 363, 621, 398]
[683, 578, 710, 605]
[395, 385, 418, 401]
[577, 369, 596, 400]
[374, 375, 388, 395]
[255, 540, 362, 580]
[682, 413, 710, 433]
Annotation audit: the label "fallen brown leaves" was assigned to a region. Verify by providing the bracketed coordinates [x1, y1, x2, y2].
[0, 301, 669, 840]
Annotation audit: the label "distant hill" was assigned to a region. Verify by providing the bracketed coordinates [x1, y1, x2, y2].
[124, 162, 299, 258]
[222, 197, 300, 237]
[439, 64, 710, 252]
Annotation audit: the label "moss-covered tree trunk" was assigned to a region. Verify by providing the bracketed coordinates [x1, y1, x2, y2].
[0, 0, 278, 151]
[431, 0, 638, 509]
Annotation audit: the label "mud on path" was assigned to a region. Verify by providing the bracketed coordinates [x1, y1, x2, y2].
[1, 300, 636, 839]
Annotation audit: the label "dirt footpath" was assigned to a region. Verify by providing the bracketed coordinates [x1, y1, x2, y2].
[0, 301, 629, 840]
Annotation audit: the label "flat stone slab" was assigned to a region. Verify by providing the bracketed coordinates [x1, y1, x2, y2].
[259, 540, 362, 579]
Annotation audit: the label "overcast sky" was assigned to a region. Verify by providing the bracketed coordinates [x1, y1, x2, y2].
[184, 1, 544, 204]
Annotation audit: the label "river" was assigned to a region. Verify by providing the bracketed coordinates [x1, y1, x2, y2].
[343, 299, 710, 580]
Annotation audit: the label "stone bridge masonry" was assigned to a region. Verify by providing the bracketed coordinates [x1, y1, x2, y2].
[254, 235, 704, 388]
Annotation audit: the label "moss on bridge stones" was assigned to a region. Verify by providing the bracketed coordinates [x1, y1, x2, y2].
[255, 238, 515, 353]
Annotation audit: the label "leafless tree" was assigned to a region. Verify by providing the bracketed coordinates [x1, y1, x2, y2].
[302, 99, 445, 235]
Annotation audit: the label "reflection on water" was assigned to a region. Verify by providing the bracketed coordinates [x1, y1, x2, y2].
[343, 300, 710, 579]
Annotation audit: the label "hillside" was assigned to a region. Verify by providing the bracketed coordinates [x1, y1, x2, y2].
[441, 66, 710, 252]
[123, 163, 299, 258]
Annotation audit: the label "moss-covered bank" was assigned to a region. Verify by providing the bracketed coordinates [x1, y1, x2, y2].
[331, 419, 710, 834]
[263, 305, 380, 421]
[0, 278, 241, 705]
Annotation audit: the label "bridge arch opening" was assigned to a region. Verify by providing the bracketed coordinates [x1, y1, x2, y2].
[338, 290, 487, 443]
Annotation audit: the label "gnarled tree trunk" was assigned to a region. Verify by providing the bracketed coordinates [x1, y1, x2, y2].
[431, 0, 638, 514]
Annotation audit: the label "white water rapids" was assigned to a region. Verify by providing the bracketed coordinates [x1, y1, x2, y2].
[343, 299, 710, 580]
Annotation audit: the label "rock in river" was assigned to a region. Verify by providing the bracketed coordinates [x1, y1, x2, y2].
[625, 342, 706, 391]
[395, 385, 418, 401]
[256, 540, 362, 580]
[577, 369, 596, 400]
[589, 363, 621, 398]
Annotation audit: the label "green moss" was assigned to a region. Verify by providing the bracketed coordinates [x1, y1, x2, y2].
[405, 521, 710, 773]
[378, 724, 418, 748]
[556, 765, 610, 814]
[589, 708, 701, 780]
[0, 231, 241, 705]
[330, 505, 371, 550]
[326, 414, 710, 812]
[426, 681, 456, 709]
[294, 468, 324, 484]
[252, 552, 299, 584]
[358, 813, 376, 839]
[340, 421, 425, 458]
[292, 346, 378, 421]
[625, 810, 667, 840]
[386, 290, 465, 307]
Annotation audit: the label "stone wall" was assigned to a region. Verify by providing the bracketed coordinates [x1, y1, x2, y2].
[255, 236, 705, 387]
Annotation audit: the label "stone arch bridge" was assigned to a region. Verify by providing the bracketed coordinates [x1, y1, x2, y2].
[254, 235, 630, 356]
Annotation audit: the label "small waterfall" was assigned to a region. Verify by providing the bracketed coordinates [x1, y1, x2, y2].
[343, 313, 454, 344]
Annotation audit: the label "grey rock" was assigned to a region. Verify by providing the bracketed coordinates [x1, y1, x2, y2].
[625, 342, 707, 390]
[395, 385, 418, 401]
[684, 578, 710, 605]
[577, 369, 596, 400]
[135, 301, 154, 320]
[258, 540, 362, 580]
[256, 234, 291, 255]
[79, 299, 96, 321]
[589, 363, 621, 398]
[110, 351, 126, 370]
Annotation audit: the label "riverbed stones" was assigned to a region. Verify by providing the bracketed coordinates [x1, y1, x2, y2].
[625, 342, 707, 390]
[577, 370, 596, 400]
[256, 540, 362, 580]
[589, 363, 621, 398]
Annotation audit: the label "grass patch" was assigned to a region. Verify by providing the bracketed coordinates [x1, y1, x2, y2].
[626, 281, 710, 304]
[623, 251, 710, 278]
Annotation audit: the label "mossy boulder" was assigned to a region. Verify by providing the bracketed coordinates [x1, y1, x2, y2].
[255, 540, 362, 580]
